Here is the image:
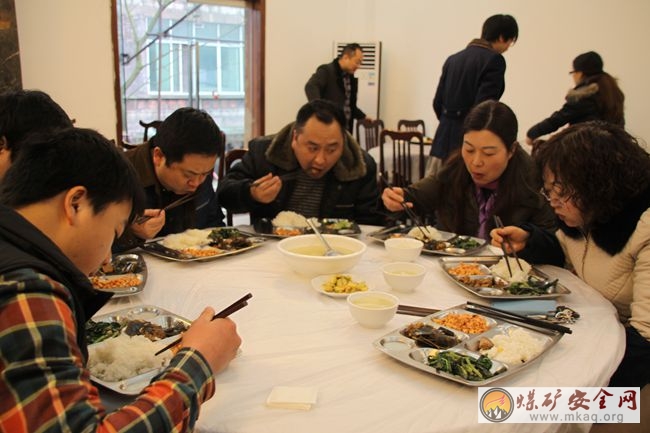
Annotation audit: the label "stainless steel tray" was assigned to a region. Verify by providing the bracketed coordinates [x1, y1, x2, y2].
[89, 253, 147, 298]
[87, 305, 191, 395]
[439, 256, 571, 299]
[367, 225, 487, 256]
[374, 305, 563, 386]
[252, 217, 362, 238]
[141, 227, 266, 262]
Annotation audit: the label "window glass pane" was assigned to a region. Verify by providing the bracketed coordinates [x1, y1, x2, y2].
[160, 43, 171, 92]
[171, 20, 191, 38]
[196, 22, 218, 40]
[172, 44, 181, 93]
[199, 45, 217, 92]
[219, 23, 241, 42]
[148, 42, 158, 92]
[220, 46, 241, 92]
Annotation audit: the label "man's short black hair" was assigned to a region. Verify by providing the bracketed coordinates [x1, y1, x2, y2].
[0, 128, 144, 222]
[151, 107, 223, 165]
[341, 43, 362, 58]
[0, 89, 73, 155]
[294, 99, 346, 136]
[481, 14, 518, 43]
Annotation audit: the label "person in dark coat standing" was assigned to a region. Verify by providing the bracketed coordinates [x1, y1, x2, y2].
[305, 43, 368, 132]
[526, 51, 625, 145]
[429, 14, 518, 175]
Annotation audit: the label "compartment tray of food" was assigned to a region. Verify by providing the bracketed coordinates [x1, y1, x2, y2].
[141, 227, 266, 262]
[367, 225, 486, 256]
[253, 215, 362, 238]
[373, 305, 562, 386]
[89, 253, 147, 297]
[87, 305, 191, 395]
[439, 256, 571, 299]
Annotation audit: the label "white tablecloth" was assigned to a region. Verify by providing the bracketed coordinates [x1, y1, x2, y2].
[99, 226, 625, 433]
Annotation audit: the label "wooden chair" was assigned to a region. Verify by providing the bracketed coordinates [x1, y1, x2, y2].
[397, 119, 426, 137]
[139, 119, 162, 141]
[355, 118, 384, 151]
[379, 130, 425, 188]
[217, 148, 248, 226]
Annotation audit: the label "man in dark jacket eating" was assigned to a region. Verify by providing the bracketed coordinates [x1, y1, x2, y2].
[217, 99, 381, 225]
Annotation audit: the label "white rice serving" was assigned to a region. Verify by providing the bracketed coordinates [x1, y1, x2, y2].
[160, 228, 212, 250]
[481, 328, 545, 365]
[88, 334, 171, 382]
[272, 211, 309, 228]
[490, 257, 532, 283]
[407, 226, 442, 241]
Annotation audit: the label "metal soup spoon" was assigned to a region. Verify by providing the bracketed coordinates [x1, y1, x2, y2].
[306, 218, 340, 257]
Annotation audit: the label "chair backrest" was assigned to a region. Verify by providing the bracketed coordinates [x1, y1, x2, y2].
[397, 119, 426, 137]
[218, 148, 248, 226]
[355, 118, 384, 151]
[139, 119, 162, 141]
[379, 130, 425, 188]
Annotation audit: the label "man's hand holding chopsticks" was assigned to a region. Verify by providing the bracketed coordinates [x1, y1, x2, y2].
[250, 172, 282, 203]
[180, 307, 242, 375]
[131, 209, 165, 240]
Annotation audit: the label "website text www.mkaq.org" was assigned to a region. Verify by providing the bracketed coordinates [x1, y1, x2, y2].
[528, 412, 625, 423]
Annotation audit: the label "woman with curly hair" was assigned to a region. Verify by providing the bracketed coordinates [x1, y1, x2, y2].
[526, 51, 625, 146]
[382, 100, 556, 239]
[492, 121, 650, 389]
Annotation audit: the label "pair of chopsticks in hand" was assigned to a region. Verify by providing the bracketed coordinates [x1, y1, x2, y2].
[134, 193, 197, 224]
[493, 215, 523, 278]
[379, 173, 432, 240]
[250, 171, 300, 188]
[154, 293, 252, 356]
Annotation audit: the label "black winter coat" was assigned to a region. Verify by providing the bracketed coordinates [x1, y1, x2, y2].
[527, 83, 602, 140]
[304, 59, 366, 132]
[431, 39, 506, 159]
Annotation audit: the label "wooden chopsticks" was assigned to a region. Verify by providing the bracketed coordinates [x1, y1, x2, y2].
[466, 301, 572, 334]
[493, 215, 524, 277]
[250, 171, 300, 188]
[396, 304, 440, 317]
[154, 292, 252, 356]
[135, 192, 197, 224]
[379, 173, 432, 239]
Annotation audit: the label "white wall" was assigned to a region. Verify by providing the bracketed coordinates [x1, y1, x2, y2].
[15, 0, 116, 139]
[266, 0, 650, 146]
[14, 0, 650, 146]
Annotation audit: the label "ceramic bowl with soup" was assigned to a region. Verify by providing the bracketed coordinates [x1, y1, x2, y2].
[382, 262, 426, 293]
[277, 234, 366, 277]
[347, 291, 399, 328]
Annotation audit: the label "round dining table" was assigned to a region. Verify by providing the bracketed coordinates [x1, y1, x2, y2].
[99, 226, 625, 433]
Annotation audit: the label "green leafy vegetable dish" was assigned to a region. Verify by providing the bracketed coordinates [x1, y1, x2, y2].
[427, 350, 496, 381]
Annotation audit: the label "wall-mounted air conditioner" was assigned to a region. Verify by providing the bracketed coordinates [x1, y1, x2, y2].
[333, 41, 382, 121]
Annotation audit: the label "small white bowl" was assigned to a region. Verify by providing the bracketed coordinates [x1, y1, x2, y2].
[382, 262, 426, 293]
[384, 237, 423, 262]
[347, 291, 399, 328]
[277, 234, 366, 277]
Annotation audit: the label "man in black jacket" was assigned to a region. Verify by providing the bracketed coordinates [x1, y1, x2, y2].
[305, 43, 368, 132]
[430, 14, 518, 173]
[217, 100, 381, 225]
[114, 107, 224, 252]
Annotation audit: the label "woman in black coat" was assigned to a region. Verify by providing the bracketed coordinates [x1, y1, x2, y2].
[526, 51, 624, 146]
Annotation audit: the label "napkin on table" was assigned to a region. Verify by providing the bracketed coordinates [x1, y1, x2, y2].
[266, 386, 318, 411]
